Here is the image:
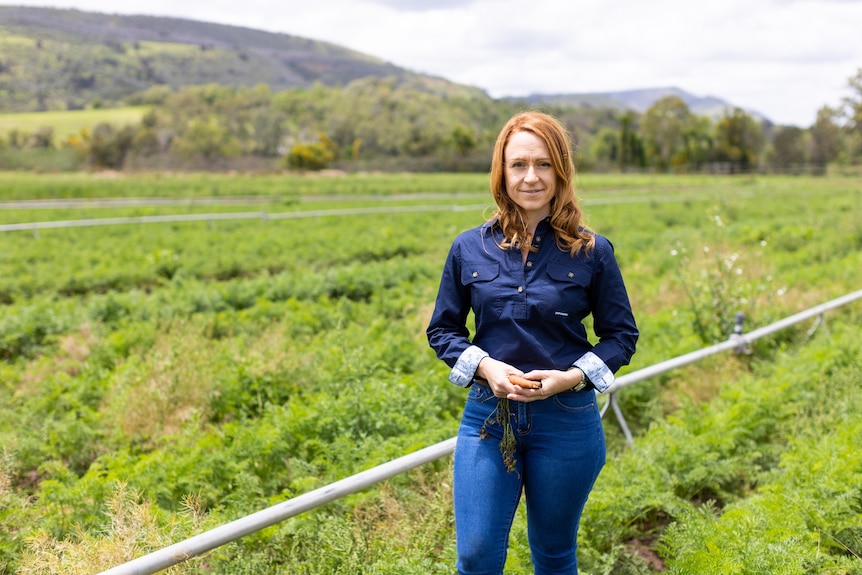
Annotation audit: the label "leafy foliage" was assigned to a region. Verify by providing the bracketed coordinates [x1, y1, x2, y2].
[659, 327, 862, 574]
[284, 133, 336, 171]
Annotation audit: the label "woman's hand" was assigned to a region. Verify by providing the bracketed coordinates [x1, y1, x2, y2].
[475, 357, 525, 399]
[476, 360, 585, 402]
[507, 369, 582, 403]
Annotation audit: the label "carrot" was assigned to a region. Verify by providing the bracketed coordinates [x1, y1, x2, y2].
[508, 374, 542, 389]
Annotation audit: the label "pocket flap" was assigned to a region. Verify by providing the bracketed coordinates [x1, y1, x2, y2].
[547, 262, 591, 286]
[461, 262, 500, 285]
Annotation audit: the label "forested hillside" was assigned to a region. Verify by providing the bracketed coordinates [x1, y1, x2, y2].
[0, 5, 467, 112]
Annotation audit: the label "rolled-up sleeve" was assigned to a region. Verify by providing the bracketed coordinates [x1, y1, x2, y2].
[448, 345, 489, 387]
[572, 351, 614, 393]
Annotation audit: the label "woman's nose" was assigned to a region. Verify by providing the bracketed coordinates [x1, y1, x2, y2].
[524, 165, 538, 182]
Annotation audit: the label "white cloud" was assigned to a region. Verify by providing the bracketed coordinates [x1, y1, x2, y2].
[362, 0, 480, 11]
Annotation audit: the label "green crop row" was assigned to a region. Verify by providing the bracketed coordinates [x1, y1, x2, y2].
[0, 171, 491, 201]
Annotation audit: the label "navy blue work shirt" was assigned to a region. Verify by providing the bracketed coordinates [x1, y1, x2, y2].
[426, 217, 638, 392]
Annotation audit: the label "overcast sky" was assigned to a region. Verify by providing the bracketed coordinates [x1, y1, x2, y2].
[3, 0, 861, 126]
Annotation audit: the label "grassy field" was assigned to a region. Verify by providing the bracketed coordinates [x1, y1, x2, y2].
[0, 106, 150, 141]
[1, 172, 861, 574]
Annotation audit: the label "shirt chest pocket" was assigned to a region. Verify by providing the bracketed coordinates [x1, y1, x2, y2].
[542, 262, 592, 322]
[461, 262, 500, 286]
[461, 262, 502, 318]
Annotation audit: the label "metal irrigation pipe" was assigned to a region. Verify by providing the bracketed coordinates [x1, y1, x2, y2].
[97, 288, 862, 574]
[98, 437, 457, 575]
[0, 197, 279, 210]
[0, 188, 757, 232]
[0, 204, 490, 232]
[598, 288, 862, 448]
[605, 288, 862, 395]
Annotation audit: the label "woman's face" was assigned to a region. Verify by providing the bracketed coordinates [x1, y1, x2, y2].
[504, 130, 557, 223]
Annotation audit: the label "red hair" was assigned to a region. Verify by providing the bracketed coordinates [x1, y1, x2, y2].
[489, 111, 593, 255]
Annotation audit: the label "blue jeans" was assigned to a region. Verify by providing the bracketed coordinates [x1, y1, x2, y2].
[453, 382, 606, 575]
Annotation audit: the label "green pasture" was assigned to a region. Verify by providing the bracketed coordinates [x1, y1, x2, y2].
[0, 106, 150, 141]
[1, 172, 861, 574]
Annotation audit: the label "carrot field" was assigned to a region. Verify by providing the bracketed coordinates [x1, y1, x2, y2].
[1, 171, 861, 574]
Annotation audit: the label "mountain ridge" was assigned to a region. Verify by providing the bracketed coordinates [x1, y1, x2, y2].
[509, 86, 769, 122]
[0, 5, 767, 122]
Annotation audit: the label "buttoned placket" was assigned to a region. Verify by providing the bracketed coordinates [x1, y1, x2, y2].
[512, 232, 543, 320]
[524, 232, 543, 270]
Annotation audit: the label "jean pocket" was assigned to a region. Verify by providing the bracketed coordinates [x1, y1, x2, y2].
[552, 392, 595, 413]
[468, 381, 496, 404]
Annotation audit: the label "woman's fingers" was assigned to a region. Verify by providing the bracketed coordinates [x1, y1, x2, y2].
[508, 373, 542, 389]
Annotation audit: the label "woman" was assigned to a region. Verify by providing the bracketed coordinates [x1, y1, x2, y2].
[427, 110, 638, 574]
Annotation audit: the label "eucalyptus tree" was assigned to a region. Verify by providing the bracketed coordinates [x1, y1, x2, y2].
[767, 126, 806, 172]
[640, 95, 694, 171]
[619, 112, 646, 170]
[841, 68, 862, 164]
[844, 67, 862, 136]
[713, 108, 765, 172]
[808, 106, 842, 168]
[679, 115, 714, 171]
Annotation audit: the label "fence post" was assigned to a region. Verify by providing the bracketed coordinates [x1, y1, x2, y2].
[609, 394, 635, 449]
[731, 311, 751, 354]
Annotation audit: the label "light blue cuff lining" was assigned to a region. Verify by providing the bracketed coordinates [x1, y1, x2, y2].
[573, 351, 614, 393]
[449, 345, 489, 387]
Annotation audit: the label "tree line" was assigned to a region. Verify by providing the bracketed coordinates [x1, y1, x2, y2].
[2, 68, 861, 173]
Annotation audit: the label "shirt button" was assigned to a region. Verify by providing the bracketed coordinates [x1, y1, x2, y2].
[526, 261, 533, 268]
[568, 272, 574, 278]
[472, 271, 479, 278]
[535, 236, 541, 242]
[517, 286, 524, 293]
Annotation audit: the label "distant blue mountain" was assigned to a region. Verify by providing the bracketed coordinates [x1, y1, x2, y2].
[506, 86, 771, 123]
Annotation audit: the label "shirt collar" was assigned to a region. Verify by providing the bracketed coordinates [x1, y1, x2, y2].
[480, 215, 552, 236]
